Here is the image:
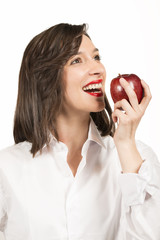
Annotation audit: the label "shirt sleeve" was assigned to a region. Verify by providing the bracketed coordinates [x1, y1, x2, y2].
[0, 170, 7, 232]
[119, 142, 160, 240]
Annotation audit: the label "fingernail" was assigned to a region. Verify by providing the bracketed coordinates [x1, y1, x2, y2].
[119, 78, 126, 84]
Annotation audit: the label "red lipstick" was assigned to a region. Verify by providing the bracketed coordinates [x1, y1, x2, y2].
[86, 91, 103, 97]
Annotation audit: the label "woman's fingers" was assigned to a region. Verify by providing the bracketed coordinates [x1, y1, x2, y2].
[112, 78, 152, 125]
[113, 99, 141, 124]
[119, 78, 139, 111]
[118, 78, 151, 112]
[114, 98, 134, 115]
[112, 108, 128, 123]
[139, 79, 152, 110]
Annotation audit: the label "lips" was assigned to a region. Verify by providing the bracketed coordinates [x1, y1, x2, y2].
[86, 91, 103, 97]
[82, 79, 103, 97]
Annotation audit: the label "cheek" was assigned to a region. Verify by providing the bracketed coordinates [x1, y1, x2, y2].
[64, 81, 80, 97]
[63, 78, 80, 103]
[63, 69, 83, 94]
[103, 67, 107, 81]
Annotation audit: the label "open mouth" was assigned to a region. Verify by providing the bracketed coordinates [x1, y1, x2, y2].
[82, 81, 103, 97]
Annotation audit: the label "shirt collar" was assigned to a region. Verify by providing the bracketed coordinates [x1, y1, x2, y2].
[87, 117, 106, 149]
[41, 117, 106, 151]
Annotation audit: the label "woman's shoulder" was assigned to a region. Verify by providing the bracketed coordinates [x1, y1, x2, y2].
[0, 141, 32, 169]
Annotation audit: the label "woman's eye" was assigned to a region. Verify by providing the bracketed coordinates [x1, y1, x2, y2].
[71, 58, 81, 65]
[94, 54, 101, 61]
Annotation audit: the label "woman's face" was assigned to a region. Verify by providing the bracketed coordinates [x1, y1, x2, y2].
[62, 35, 106, 115]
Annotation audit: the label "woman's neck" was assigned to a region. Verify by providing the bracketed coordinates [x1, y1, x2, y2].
[56, 113, 90, 151]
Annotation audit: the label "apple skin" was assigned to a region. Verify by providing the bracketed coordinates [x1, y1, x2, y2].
[110, 73, 143, 104]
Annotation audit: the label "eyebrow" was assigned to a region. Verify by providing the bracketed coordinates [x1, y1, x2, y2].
[77, 48, 99, 55]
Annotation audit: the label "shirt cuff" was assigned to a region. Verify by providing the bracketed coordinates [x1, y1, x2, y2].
[119, 160, 155, 207]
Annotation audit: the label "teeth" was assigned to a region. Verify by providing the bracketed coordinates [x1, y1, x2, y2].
[83, 83, 102, 91]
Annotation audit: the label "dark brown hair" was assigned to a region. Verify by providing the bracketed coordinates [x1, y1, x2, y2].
[13, 23, 115, 156]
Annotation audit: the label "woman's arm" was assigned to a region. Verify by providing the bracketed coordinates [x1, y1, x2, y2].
[112, 79, 160, 239]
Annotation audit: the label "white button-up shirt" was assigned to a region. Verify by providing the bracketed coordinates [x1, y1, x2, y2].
[0, 119, 160, 240]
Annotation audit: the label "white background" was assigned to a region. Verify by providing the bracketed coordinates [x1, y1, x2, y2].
[0, 0, 159, 237]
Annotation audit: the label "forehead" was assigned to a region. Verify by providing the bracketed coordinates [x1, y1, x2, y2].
[79, 35, 97, 52]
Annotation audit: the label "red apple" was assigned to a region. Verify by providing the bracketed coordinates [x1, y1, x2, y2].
[110, 73, 143, 104]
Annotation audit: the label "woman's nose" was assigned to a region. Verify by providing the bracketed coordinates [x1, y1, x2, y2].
[88, 60, 105, 76]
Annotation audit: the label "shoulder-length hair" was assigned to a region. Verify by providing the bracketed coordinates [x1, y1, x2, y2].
[13, 23, 115, 156]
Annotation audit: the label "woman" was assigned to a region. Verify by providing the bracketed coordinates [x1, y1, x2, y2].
[0, 23, 160, 240]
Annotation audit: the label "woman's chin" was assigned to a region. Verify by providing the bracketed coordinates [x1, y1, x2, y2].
[89, 103, 105, 113]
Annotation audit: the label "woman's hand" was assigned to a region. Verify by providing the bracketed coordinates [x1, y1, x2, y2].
[112, 78, 152, 173]
[112, 78, 151, 144]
